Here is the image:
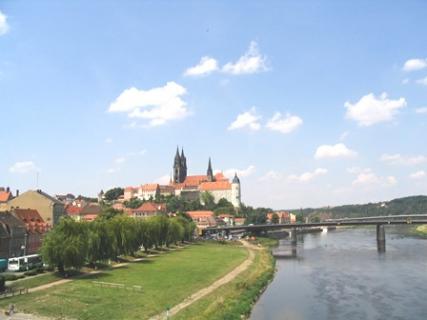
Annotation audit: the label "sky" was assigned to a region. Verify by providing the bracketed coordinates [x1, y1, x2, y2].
[0, 0, 426, 209]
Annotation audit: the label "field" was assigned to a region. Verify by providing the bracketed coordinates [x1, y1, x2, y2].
[0, 242, 247, 320]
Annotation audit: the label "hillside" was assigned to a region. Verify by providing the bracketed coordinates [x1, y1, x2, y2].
[294, 195, 427, 219]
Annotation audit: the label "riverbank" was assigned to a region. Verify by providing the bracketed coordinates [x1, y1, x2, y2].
[174, 237, 277, 320]
[414, 224, 427, 238]
[0, 242, 247, 319]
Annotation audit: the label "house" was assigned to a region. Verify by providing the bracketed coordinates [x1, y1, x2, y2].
[129, 202, 166, 218]
[7, 190, 65, 225]
[267, 211, 296, 224]
[217, 214, 234, 226]
[0, 187, 14, 212]
[12, 208, 50, 254]
[0, 212, 27, 259]
[124, 184, 161, 201]
[65, 203, 102, 222]
[186, 210, 217, 235]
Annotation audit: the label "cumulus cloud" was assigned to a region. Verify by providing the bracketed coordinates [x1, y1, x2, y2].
[222, 41, 268, 75]
[415, 107, 427, 114]
[184, 56, 219, 76]
[410, 170, 426, 179]
[9, 161, 39, 174]
[344, 92, 406, 126]
[314, 143, 357, 159]
[259, 170, 282, 181]
[228, 107, 261, 131]
[107, 167, 120, 174]
[266, 113, 303, 134]
[351, 168, 397, 187]
[223, 165, 256, 179]
[402, 58, 427, 72]
[288, 168, 328, 183]
[0, 11, 9, 36]
[380, 153, 427, 166]
[108, 82, 189, 127]
[115, 157, 126, 164]
[105, 138, 113, 144]
[416, 76, 427, 86]
[155, 174, 171, 184]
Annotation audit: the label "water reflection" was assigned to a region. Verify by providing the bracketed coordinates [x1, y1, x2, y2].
[250, 227, 427, 320]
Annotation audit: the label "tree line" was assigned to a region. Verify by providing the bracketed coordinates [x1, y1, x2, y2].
[40, 214, 196, 274]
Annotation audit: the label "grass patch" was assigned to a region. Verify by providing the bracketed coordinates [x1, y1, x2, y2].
[174, 243, 276, 320]
[413, 224, 427, 238]
[0, 242, 247, 320]
[8, 273, 63, 290]
[251, 237, 279, 249]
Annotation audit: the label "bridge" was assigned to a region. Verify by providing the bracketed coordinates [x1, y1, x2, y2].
[205, 214, 427, 252]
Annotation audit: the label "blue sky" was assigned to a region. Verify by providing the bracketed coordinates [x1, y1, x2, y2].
[1, 0, 426, 209]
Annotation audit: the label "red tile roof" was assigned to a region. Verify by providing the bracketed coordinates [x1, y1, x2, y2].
[214, 172, 227, 181]
[134, 202, 166, 213]
[65, 204, 82, 216]
[186, 210, 214, 218]
[12, 208, 49, 233]
[0, 191, 12, 202]
[183, 175, 208, 187]
[141, 184, 159, 192]
[199, 181, 231, 191]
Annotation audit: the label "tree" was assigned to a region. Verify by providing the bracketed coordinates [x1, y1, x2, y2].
[200, 192, 215, 210]
[104, 187, 124, 201]
[124, 197, 144, 209]
[98, 207, 123, 219]
[271, 213, 280, 224]
[40, 218, 89, 274]
[87, 219, 115, 265]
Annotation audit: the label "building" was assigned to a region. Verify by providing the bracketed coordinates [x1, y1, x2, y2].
[0, 212, 27, 259]
[128, 202, 166, 218]
[124, 148, 242, 208]
[0, 187, 14, 211]
[267, 211, 296, 224]
[7, 190, 66, 225]
[186, 210, 217, 235]
[12, 208, 50, 254]
[65, 203, 102, 222]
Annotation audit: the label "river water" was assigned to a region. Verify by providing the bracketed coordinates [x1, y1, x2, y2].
[250, 227, 427, 320]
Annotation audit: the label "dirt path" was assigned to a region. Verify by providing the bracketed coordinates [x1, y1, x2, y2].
[149, 240, 259, 320]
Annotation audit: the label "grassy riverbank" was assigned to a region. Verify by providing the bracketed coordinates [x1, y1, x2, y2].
[174, 238, 277, 320]
[0, 242, 247, 319]
[414, 225, 427, 238]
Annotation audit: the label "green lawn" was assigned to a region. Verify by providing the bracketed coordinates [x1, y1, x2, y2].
[0, 242, 247, 320]
[8, 272, 63, 290]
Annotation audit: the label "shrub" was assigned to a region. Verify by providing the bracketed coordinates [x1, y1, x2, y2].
[0, 276, 5, 292]
[24, 270, 38, 276]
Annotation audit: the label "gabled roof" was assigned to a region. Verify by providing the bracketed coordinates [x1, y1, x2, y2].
[0, 191, 12, 202]
[141, 184, 159, 192]
[134, 202, 166, 213]
[199, 181, 231, 191]
[182, 175, 208, 187]
[13, 208, 44, 223]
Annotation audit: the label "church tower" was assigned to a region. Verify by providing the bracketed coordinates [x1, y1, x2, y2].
[231, 173, 241, 207]
[180, 148, 187, 182]
[173, 147, 181, 183]
[207, 157, 214, 182]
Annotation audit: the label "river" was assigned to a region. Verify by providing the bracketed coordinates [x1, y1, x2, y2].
[250, 227, 427, 320]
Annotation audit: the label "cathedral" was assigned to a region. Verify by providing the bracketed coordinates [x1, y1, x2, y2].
[171, 147, 241, 208]
[124, 147, 241, 208]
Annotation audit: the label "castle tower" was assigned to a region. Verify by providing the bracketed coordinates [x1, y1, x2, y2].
[207, 157, 214, 182]
[231, 173, 241, 208]
[173, 147, 181, 183]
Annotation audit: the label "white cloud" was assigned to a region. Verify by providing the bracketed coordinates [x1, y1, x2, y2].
[266, 113, 303, 134]
[222, 41, 268, 75]
[105, 138, 113, 144]
[9, 161, 39, 174]
[402, 78, 410, 85]
[410, 170, 426, 179]
[345, 92, 406, 126]
[115, 157, 126, 164]
[184, 56, 219, 76]
[228, 107, 261, 131]
[108, 82, 189, 127]
[380, 153, 427, 166]
[402, 58, 427, 72]
[155, 174, 171, 184]
[223, 165, 256, 179]
[314, 143, 357, 159]
[259, 170, 282, 181]
[0, 11, 9, 36]
[351, 168, 397, 187]
[107, 168, 120, 174]
[416, 76, 427, 86]
[415, 107, 427, 114]
[288, 168, 328, 183]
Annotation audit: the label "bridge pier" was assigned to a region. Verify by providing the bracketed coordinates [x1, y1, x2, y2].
[291, 228, 297, 245]
[376, 224, 386, 252]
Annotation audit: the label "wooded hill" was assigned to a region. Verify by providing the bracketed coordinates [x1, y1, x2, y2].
[293, 195, 427, 219]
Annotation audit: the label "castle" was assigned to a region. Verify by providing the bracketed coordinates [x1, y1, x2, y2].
[124, 148, 241, 208]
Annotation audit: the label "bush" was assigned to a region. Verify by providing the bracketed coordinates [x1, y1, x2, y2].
[24, 270, 38, 276]
[3, 274, 25, 281]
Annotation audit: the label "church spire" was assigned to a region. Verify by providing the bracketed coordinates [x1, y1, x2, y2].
[207, 157, 214, 182]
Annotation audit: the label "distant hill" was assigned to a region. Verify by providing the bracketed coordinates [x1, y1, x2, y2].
[293, 195, 427, 219]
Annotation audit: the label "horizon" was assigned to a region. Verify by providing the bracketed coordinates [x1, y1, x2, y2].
[1, 1, 427, 209]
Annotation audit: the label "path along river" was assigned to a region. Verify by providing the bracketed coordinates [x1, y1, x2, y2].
[250, 226, 427, 320]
